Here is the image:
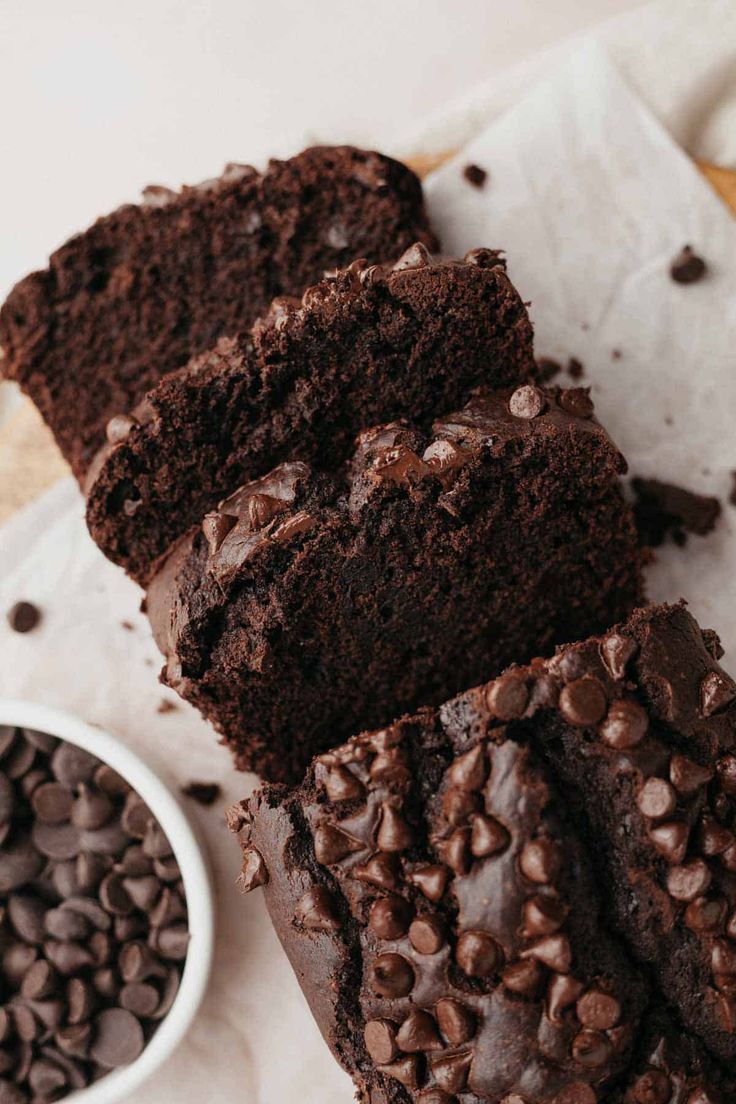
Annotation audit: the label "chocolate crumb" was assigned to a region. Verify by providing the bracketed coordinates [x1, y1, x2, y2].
[157, 699, 178, 715]
[121, 620, 134, 631]
[181, 782, 222, 806]
[670, 245, 707, 284]
[632, 477, 721, 548]
[536, 356, 562, 383]
[463, 163, 487, 188]
[7, 601, 41, 634]
[567, 356, 585, 380]
[611, 349, 622, 360]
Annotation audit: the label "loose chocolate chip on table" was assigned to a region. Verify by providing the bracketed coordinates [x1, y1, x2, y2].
[670, 244, 707, 284]
[463, 163, 487, 188]
[181, 780, 221, 806]
[7, 601, 41, 633]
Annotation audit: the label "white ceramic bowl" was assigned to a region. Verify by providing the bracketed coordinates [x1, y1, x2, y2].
[0, 698, 215, 1104]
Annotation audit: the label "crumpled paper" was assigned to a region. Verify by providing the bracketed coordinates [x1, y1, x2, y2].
[1, 41, 735, 1104]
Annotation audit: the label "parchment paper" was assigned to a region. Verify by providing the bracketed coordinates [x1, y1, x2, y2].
[1, 42, 735, 1104]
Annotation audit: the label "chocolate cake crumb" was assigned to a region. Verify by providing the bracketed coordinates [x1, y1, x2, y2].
[670, 244, 707, 284]
[536, 355, 562, 382]
[567, 356, 585, 379]
[181, 782, 221, 806]
[632, 476, 721, 547]
[463, 163, 487, 188]
[156, 699, 178, 715]
[611, 348, 622, 360]
[7, 600, 41, 633]
[121, 619, 134, 631]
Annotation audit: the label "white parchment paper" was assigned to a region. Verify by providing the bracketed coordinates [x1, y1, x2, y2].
[1, 42, 735, 1104]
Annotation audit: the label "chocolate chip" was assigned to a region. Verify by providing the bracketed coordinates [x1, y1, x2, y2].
[364, 1019, 398, 1065]
[503, 958, 544, 995]
[67, 978, 96, 1024]
[576, 989, 621, 1030]
[509, 384, 546, 419]
[122, 875, 161, 912]
[8, 895, 47, 944]
[523, 933, 573, 973]
[408, 864, 448, 901]
[44, 907, 90, 941]
[368, 953, 415, 997]
[376, 1055, 421, 1089]
[31, 782, 72, 824]
[670, 754, 713, 794]
[435, 997, 476, 1046]
[470, 814, 509, 857]
[31, 820, 81, 861]
[180, 781, 221, 806]
[50, 742, 98, 789]
[599, 699, 649, 749]
[120, 793, 152, 839]
[392, 242, 431, 272]
[90, 1008, 144, 1068]
[571, 1029, 611, 1067]
[353, 852, 400, 891]
[21, 960, 59, 1001]
[377, 803, 414, 852]
[431, 1050, 472, 1093]
[649, 821, 689, 865]
[93, 764, 130, 797]
[313, 822, 363, 865]
[455, 930, 500, 977]
[463, 163, 487, 188]
[685, 895, 727, 933]
[0, 835, 43, 892]
[637, 778, 677, 819]
[559, 678, 607, 726]
[520, 838, 562, 884]
[701, 670, 736, 717]
[368, 895, 412, 940]
[120, 982, 160, 1017]
[522, 894, 568, 936]
[442, 787, 481, 826]
[28, 1058, 67, 1098]
[7, 601, 41, 634]
[547, 974, 584, 1022]
[396, 1009, 443, 1053]
[447, 745, 487, 791]
[151, 924, 190, 961]
[670, 244, 707, 284]
[416, 1091, 455, 1104]
[294, 886, 341, 932]
[666, 859, 711, 902]
[486, 673, 529, 719]
[409, 915, 446, 955]
[71, 785, 114, 830]
[631, 1069, 672, 1104]
[558, 388, 595, 418]
[323, 765, 364, 803]
[599, 633, 637, 680]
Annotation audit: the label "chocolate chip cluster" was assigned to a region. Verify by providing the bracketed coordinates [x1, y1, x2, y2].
[0, 726, 189, 1102]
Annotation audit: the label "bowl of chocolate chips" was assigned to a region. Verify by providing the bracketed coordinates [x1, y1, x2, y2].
[0, 700, 214, 1103]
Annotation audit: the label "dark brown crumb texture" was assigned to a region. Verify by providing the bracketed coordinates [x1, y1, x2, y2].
[146, 384, 643, 784]
[85, 246, 535, 584]
[234, 602, 736, 1103]
[0, 146, 437, 479]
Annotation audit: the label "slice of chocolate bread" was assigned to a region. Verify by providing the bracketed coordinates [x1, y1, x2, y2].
[0, 146, 436, 479]
[232, 680, 649, 1102]
[233, 602, 736, 1102]
[146, 384, 643, 783]
[86, 247, 535, 583]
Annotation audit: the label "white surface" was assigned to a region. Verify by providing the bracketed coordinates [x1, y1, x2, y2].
[1, 39, 735, 1101]
[0, 0, 684, 301]
[0, 698, 214, 1104]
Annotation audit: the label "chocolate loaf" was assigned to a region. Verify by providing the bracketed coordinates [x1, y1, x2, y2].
[86, 247, 535, 583]
[0, 146, 436, 478]
[146, 384, 643, 782]
[234, 602, 736, 1102]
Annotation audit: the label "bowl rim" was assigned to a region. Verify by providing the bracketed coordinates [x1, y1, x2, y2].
[0, 697, 215, 1104]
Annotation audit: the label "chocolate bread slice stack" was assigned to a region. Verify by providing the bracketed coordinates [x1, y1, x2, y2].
[147, 382, 643, 783]
[0, 146, 436, 479]
[234, 603, 736, 1103]
[86, 246, 535, 583]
